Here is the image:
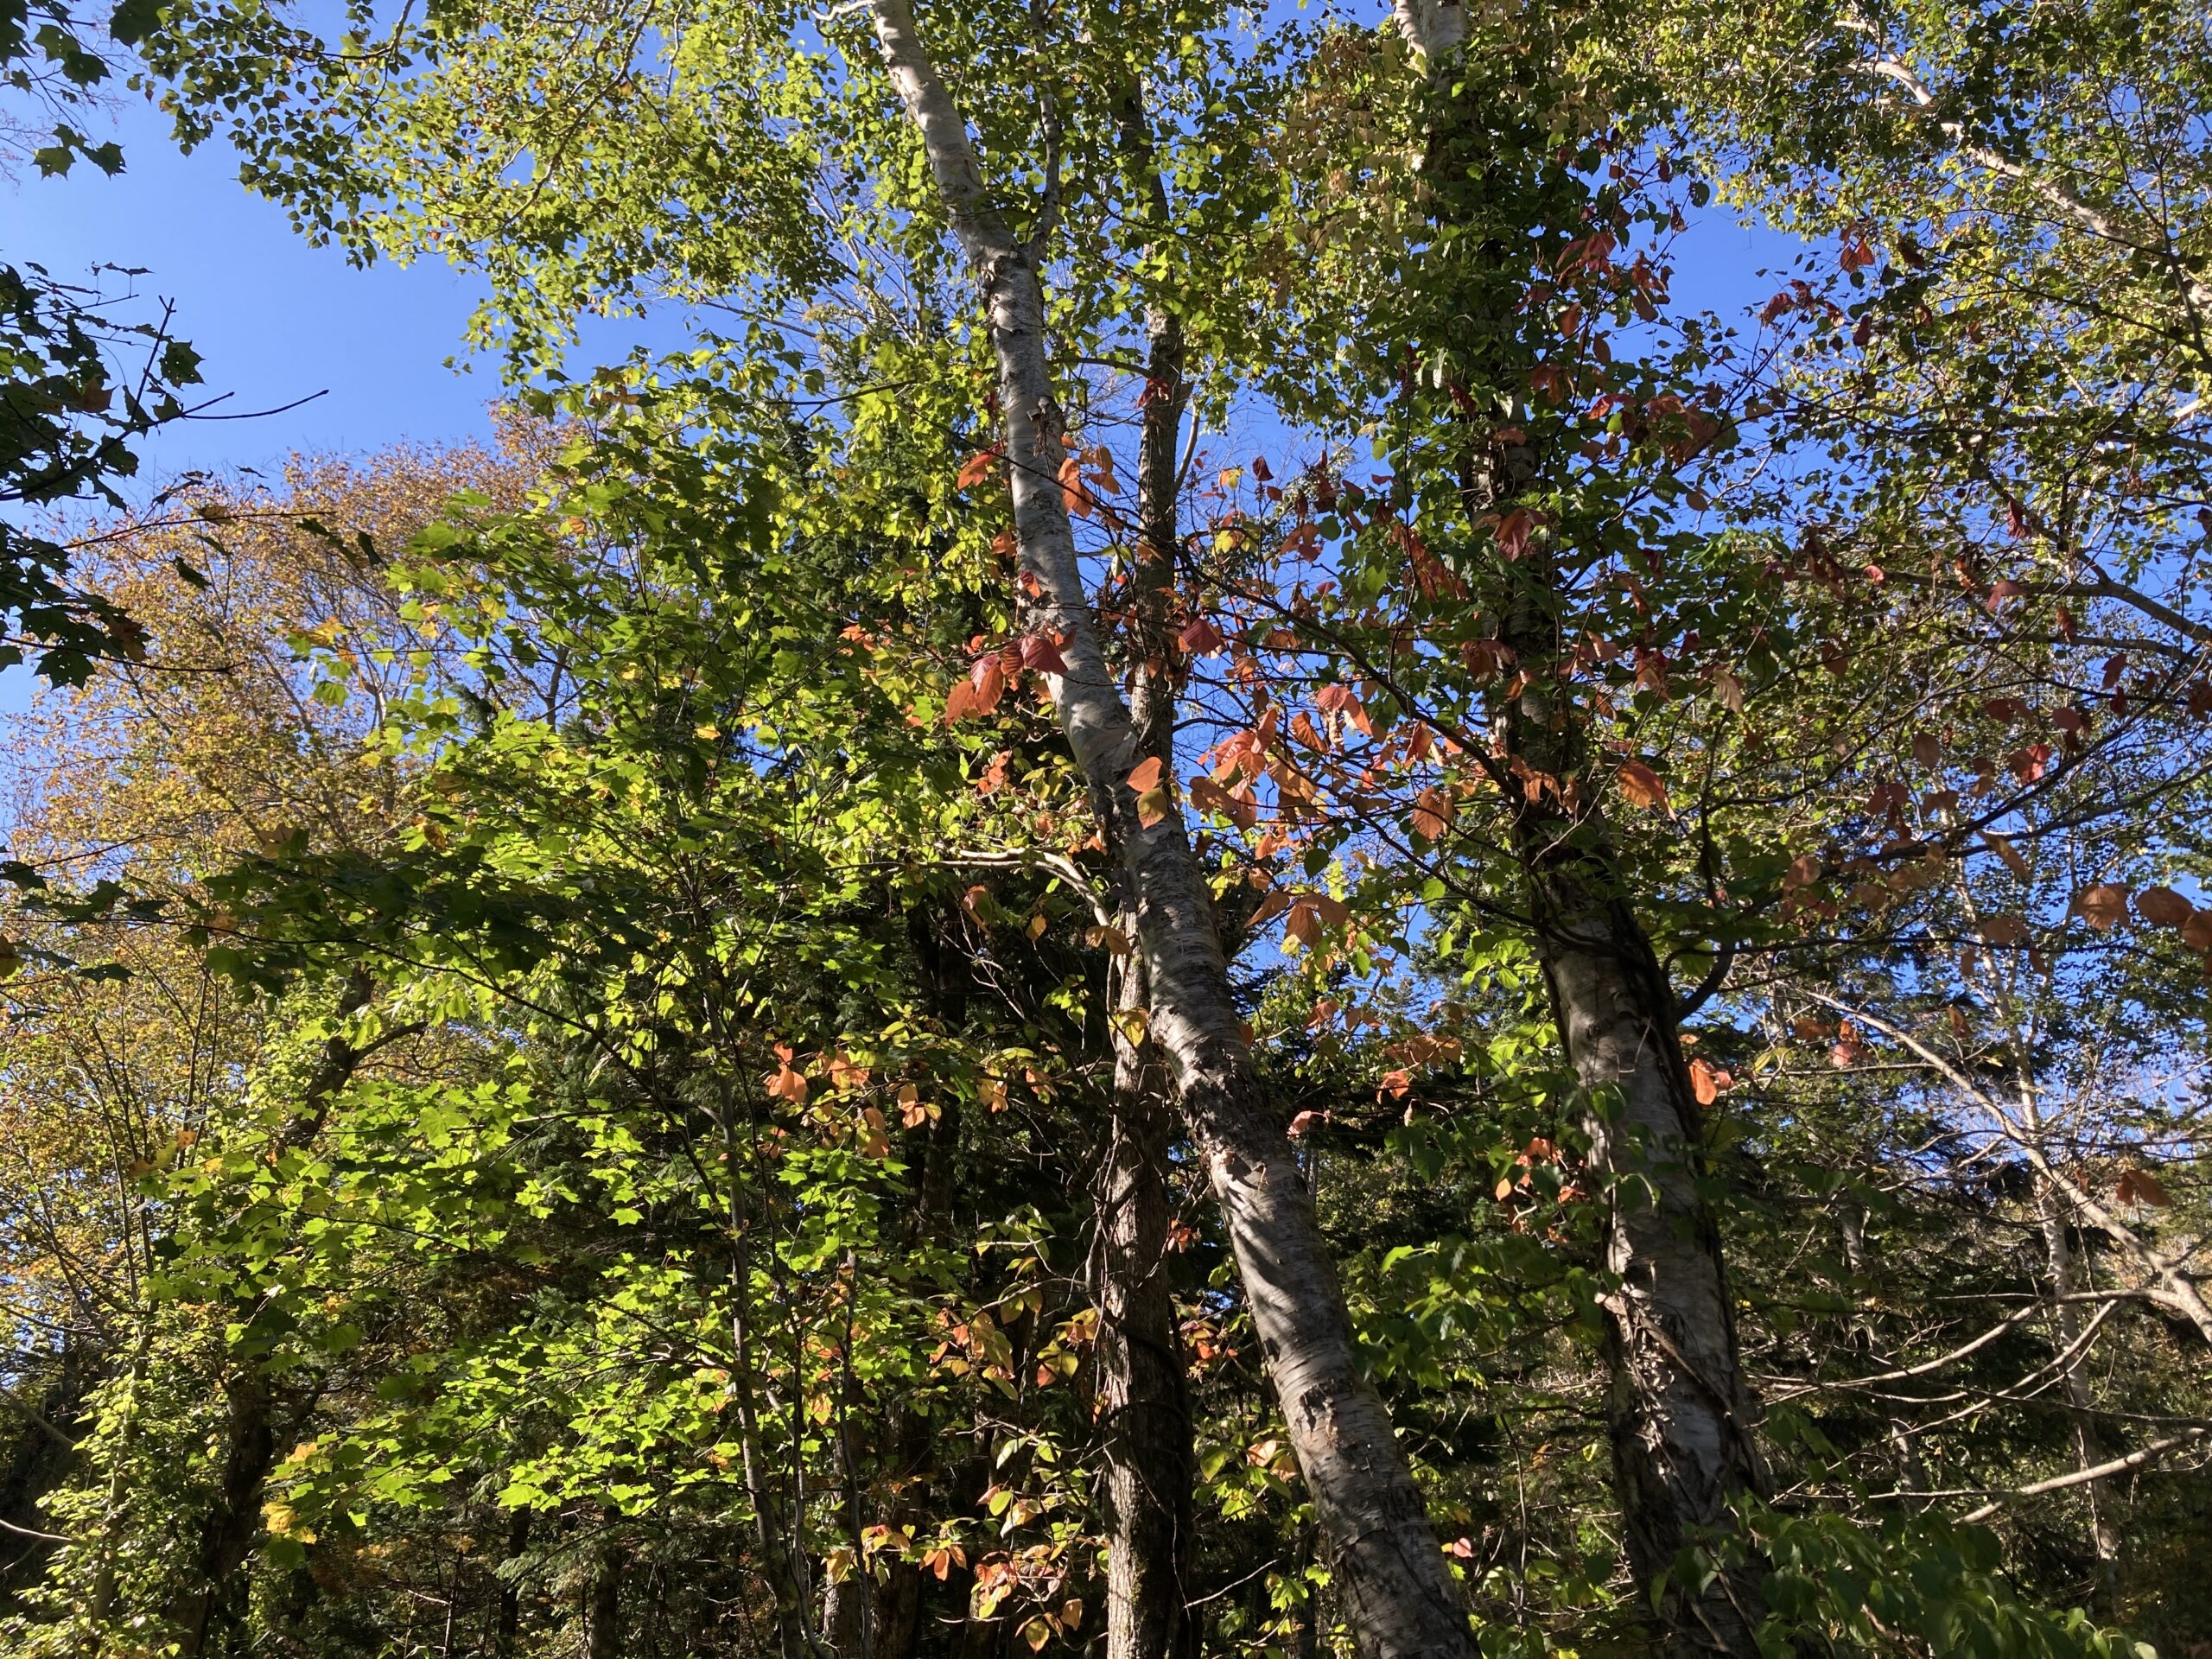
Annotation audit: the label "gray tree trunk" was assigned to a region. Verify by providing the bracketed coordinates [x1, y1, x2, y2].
[1386, 11, 1769, 1647]
[866, 7, 1475, 1654]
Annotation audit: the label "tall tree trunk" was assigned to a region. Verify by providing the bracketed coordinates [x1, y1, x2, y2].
[0, 1334, 88, 1605]
[865, 8, 1475, 1655]
[1093, 91, 1198, 1659]
[588, 1525, 625, 1659]
[1385, 12, 1770, 1650]
[715, 1095, 823, 1659]
[2017, 1083, 2120, 1593]
[1097, 943, 1198, 1659]
[169, 973, 381, 1657]
[171, 1366, 276, 1657]
[496, 1506, 531, 1659]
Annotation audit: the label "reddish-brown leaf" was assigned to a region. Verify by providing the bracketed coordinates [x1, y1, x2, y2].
[1410, 786, 1455, 842]
[1982, 831, 2031, 879]
[2116, 1168, 2172, 1208]
[2134, 886, 2194, 928]
[1179, 615, 1226, 655]
[1688, 1058, 1729, 1107]
[1617, 760, 1669, 810]
[2073, 884, 2129, 931]
[1018, 632, 1068, 675]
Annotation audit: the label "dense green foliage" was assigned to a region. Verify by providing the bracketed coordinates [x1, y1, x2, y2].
[2, 1, 2208, 1656]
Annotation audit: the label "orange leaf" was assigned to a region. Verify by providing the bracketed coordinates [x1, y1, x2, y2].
[1127, 756, 1164, 794]
[1410, 786, 1456, 842]
[1058, 456, 1096, 518]
[1190, 775, 1256, 830]
[969, 657, 1007, 714]
[1617, 760, 1669, 811]
[1688, 1058, 1725, 1107]
[766, 1047, 810, 1105]
[957, 448, 1001, 489]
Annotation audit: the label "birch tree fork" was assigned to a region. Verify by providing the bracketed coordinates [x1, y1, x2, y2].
[865, 3, 1477, 1654]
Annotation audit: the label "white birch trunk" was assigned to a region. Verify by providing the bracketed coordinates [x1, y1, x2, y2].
[866, 7, 1475, 1653]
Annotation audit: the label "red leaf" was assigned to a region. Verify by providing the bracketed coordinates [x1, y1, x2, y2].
[1179, 615, 1226, 655]
[1018, 632, 1068, 675]
[957, 448, 1002, 489]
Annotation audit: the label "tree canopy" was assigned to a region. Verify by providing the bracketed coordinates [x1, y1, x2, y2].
[2, 1, 2209, 1656]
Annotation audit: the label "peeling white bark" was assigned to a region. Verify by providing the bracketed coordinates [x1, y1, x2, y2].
[865, 6, 1475, 1654]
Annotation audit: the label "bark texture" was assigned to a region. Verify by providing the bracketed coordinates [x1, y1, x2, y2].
[1472, 442, 1767, 1655]
[170, 1367, 277, 1657]
[1097, 944, 1197, 1659]
[1095, 99, 1199, 1659]
[1386, 10, 1769, 1645]
[866, 7, 1474, 1654]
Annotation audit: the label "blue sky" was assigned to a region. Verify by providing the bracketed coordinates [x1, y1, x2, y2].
[4, 51, 1800, 721]
[10, 90, 499, 480]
